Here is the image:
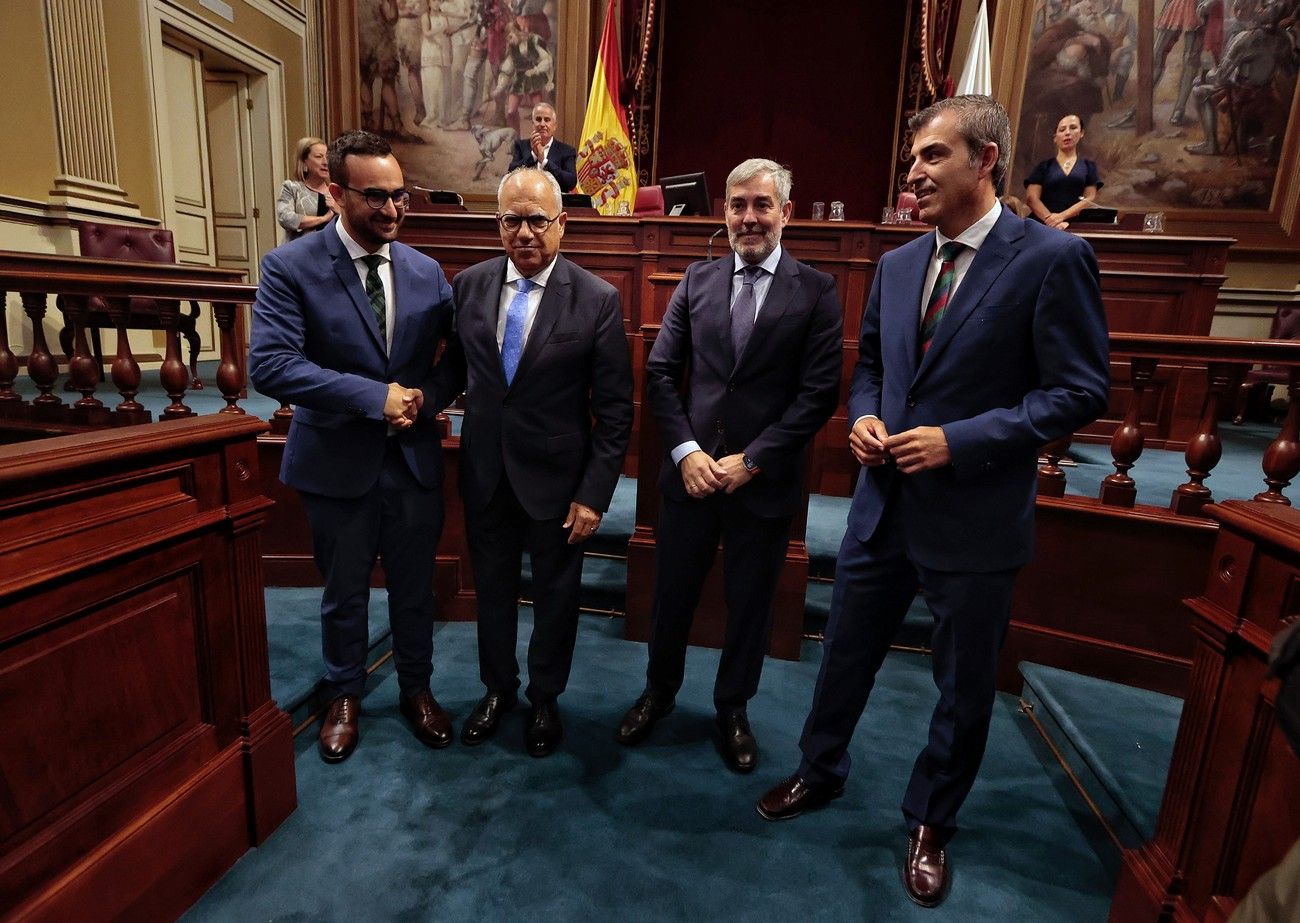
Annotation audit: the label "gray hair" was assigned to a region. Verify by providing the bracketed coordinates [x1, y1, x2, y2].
[533, 102, 556, 119]
[497, 166, 564, 211]
[725, 158, 793, 206]
[909, 94, 1011, 192]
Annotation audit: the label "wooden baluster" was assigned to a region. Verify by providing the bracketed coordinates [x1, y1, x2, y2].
[269, 400, 293, 436]
[158, 304, 193, 419]
[20, 290, 65, 422]
[1255, 366, 1300, 505]
[1101, 356, 1157, 508]
[1037, 435, 1071, 497]
[107, 298, 150, 425]
[212, 300, 246, 413]
[1171, 361, 1237, 516]
[0, 290, 25, 415]
[61, 294, 109, 426]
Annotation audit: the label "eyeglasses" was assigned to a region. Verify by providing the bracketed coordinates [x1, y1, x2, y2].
[496, 212, 560, 233]
[342, 185, 411, 209]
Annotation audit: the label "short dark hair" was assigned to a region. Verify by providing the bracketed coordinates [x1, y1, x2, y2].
[909, 94, 1011, 192]
[327, 130, 393, 187]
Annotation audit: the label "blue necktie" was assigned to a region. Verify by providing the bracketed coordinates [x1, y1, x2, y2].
[731, 265, 763, 360]
[501, 277, 533, 385]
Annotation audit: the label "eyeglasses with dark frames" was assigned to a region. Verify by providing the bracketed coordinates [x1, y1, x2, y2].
[342, 185, 411, 209]
[496, 212, 560, 233]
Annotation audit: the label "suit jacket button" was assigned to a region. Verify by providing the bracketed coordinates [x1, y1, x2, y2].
[906, 396, 917, 408]
[727, 383, 736, 392]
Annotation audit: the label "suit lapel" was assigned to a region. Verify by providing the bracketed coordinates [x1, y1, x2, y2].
[474, 256, 509, 387]
[893, 237, 931, 383]
[327, 228, 387, 356]
[702, 257, 738, 375]
[734, 250, 797, 375]
[915, 210, 1020, 381]
[512, 255, 569, 387]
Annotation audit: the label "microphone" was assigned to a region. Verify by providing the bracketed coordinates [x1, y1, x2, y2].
[706, 226, 726, 261]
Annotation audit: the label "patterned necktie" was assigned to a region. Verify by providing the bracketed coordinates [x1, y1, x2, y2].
[501, 277, 533, 385]
[730, 265, 763, 360]
[361, 253, 386, 347]
[919, 241, 966, 354]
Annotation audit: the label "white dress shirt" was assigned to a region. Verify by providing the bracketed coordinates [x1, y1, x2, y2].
[496, 255, 558, 352]
[335, 219, 395, 354]
[670, 245, 785, 466]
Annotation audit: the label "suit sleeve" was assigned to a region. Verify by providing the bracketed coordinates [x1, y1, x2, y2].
[410, 263, 458, 418]
[743, 272, 845, 476]
[847, 265, 886, 425]
[549, 143, 577, 192]
[574, 286, 634, 512]
[247, 246, 389, 420]
[941, 234, 1110, 478]
[643, 267, 698, 453]
[507, 140, 529, 172]
[430, 271, 469, 416]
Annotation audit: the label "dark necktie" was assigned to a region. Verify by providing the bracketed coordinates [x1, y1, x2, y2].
[920, 241, 966, 354]
[501, 277, 533, 385]
[731, 265, 763, 360]
[361, 253, 386, 347]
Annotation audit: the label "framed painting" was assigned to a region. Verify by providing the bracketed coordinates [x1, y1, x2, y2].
[992, 0, 1300, 250]
[325, 0, 592, 201]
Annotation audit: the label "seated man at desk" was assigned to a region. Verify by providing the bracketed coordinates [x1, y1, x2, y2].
[507, 103, 577, 191]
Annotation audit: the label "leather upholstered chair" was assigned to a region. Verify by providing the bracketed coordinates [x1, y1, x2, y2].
[68, 222, 203, 389]
[1232, 304, 1300, 424]
[634, 184, 665, 216]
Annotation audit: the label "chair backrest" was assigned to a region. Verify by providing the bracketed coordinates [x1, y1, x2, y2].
[1270, 305, 1300, 341]
[895, 191, 919, 216]
[78, 222, 176, 264]
[634, 185, 665, 216]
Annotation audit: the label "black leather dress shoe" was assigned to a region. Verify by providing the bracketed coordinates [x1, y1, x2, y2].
[715, 708, 758, 773]
[318, 694, 360, 763]
[525, 700, 563, 757]
[903, 825, 950, 908]
[461, 691, 517, 746]
[756, 773, 845, 821]
[616, 690, 675, 745]
[400, 689, 454, 749]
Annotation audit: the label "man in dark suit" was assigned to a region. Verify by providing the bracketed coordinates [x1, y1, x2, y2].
[506, 103, 577, 191]
[443, 166, 632, 756]
[615, 158, 844, 773]
[756, 96, 1110, 908]
[249, 130, 458, 764]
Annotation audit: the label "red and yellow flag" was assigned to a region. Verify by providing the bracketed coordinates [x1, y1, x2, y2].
[576, 0, 637, 215]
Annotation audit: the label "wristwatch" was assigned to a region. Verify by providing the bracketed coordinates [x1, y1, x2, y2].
[742, 453, 761, 475]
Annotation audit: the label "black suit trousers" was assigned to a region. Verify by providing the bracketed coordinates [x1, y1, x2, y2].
[647, 492, 792, 709]
[298, 439, 444, 699]
[465, 476, 585, 703]
[796, 496, 1018, 844]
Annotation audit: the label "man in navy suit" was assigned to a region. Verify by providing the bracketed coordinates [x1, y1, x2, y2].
[249, 130, 458, 764]
[441, 167, 632, 756]
[615, 158, 843, 773]
[757, 96, 1109, 908]
[506, 103, 577, 191]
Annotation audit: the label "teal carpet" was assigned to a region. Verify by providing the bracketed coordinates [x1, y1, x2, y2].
[184, 613, 1115, 922]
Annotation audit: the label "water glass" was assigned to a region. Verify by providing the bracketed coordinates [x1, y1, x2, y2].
[1142, 212, 1165, 234]
[811, 201, 825, 221]
[881, 207, 896, 224]
[829, 201, 846, 221]
[896, 207, 913, 223]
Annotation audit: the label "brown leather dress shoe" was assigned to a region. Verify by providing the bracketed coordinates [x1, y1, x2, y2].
[318, 694, 360, 763]
[903, 825, 950, 908]
[461, 691, 517, 746]
[756, 773, 845, 821]
[616, 690, 675, 745]
[400, 689, 453, 749]
[715, 708, 758, 773]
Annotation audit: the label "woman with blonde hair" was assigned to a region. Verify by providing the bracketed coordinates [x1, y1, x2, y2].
[276, 136, 337, 241]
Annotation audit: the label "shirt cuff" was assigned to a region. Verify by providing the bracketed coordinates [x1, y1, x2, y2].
[671, 440, 703, 466]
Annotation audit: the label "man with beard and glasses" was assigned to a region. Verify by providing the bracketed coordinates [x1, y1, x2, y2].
[250, 129, 458, 764]
[756, 95, 1109, 909]
[614, 157, 843, 774]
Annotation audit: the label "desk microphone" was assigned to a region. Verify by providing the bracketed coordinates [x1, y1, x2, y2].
[706, 226, 727, 261]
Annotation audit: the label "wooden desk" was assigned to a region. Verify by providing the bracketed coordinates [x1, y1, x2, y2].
[401, 216, 1232, 495]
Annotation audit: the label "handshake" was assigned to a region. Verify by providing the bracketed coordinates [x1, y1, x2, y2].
[383, 382, 425, 429]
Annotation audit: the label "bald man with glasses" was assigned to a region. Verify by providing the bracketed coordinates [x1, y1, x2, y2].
[250, 129, 460, 764]
[439, 166, 632, 757]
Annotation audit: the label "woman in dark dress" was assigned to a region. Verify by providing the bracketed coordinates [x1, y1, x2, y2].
[1024, 114, 1102, 230]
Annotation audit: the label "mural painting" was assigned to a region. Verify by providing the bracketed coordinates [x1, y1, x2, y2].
[1013, 0, 1299, 212]
[356, 0, 559, 194]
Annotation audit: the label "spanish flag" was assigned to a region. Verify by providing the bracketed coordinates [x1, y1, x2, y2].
[576, 0, 637, 215]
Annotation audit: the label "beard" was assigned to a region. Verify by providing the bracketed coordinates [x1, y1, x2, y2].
[728, 225, 780, 263]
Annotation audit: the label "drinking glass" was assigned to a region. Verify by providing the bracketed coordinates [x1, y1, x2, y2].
[829, 201, 845, 221]
[1142, 212, 1165, 233]
[811, 201, 825, 221]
